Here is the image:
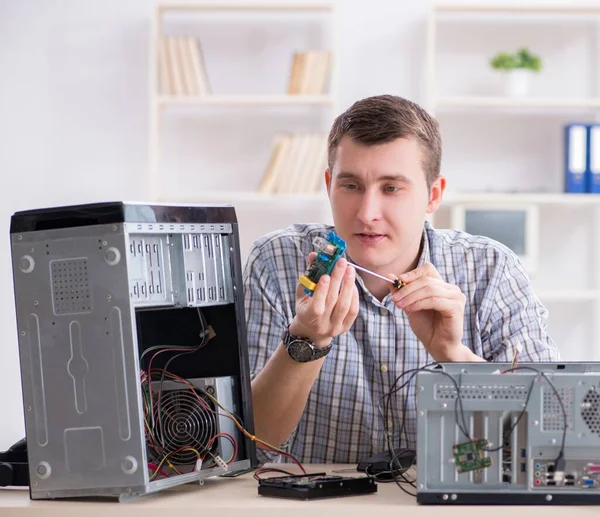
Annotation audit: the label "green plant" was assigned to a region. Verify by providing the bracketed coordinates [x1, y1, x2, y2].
[490, 48, 542, 72]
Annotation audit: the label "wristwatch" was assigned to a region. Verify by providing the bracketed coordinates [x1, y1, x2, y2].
[282, 325, 333, 363]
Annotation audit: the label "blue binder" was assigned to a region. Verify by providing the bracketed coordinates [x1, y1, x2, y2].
[587, 123, 600, 193]
[564, 123, 587, 194]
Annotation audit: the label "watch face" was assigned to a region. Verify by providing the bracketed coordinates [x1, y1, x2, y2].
[288, 339, 314, 362]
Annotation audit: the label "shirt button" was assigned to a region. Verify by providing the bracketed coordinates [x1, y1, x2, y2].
[380, 307, 387, 315]
[388, 420, 394, 429]
[380, 364, 388, 373]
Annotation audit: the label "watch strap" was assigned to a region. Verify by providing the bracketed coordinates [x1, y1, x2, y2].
[283, 325, 332, 362]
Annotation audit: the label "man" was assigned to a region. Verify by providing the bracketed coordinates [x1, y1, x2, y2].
[243, 94, 560, 465]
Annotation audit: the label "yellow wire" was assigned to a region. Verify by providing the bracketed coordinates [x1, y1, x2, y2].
[145, 370, 300, 475]
[202, 390, 288, 454]
[151, 447, 201, 480]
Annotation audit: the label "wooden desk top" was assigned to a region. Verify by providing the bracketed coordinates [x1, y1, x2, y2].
[1, 465, 599, 516]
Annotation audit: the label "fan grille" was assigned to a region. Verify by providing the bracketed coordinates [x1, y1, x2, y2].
[153, 388, 218, 465]
[582, 388, 600, 435]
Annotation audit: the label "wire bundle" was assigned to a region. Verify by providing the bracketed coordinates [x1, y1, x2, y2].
[139, 308, 306, 480]
[378, 362, 568, 496]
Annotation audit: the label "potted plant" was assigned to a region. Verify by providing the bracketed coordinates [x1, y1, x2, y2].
[490, 48, 542, 97]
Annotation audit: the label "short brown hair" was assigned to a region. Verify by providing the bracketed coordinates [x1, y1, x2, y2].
[327, 94, 442, 189]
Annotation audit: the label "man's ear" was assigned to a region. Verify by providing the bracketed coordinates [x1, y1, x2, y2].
[325, 169, 332, 195]
[426, 175, 446, 214]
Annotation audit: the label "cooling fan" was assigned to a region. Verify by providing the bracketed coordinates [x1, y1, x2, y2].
[152, 387, 219, 466]
[582, 387, 600, 436]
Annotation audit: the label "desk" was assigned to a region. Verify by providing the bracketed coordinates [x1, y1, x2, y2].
[0, 465, 599, 516]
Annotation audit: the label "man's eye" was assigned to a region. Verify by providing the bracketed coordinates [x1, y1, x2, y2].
[384, 185, 400, 193]
[342, 183, 357, 190]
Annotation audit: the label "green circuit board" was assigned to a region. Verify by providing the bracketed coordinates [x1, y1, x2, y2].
[452, 439, 492, 474]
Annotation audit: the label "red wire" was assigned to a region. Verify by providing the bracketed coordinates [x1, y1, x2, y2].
[147, 462, 170, 479]
[147, 368, 306, 474]
[253, 467, 297, 480]
[208, 432, 238, 464]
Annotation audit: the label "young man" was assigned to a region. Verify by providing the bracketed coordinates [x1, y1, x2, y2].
[243, 94, 560, 464]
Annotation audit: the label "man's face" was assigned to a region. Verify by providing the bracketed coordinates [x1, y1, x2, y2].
[326, 135, 444, 275]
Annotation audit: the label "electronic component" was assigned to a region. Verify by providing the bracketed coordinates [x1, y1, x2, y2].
[299, 231, 346, 295]
[298, 231, 405, 295]
[452, 439, 491, 473]
[257, 473, 377, 500]
[416, 362, 600, 504]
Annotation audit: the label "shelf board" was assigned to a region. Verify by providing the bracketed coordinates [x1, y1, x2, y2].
[157, 191, 329, 203]
[435, 96, 600, 110]
[157, 94, 335, 107]
[158, 191, 599, 205]
[536, 290, 600, 302]
[433, 3, 600, 15]
[443, 192, 600, 205]
[158, 2, 334, 13]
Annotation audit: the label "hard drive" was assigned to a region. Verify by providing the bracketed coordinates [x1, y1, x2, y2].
[257, 473, 377, 500]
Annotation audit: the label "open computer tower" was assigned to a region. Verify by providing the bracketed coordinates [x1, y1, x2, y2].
[9, 202, 257, 500]
[417, 362, 600, 505]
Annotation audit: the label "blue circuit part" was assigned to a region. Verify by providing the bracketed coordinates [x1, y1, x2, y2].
[299, 231, 347, 296]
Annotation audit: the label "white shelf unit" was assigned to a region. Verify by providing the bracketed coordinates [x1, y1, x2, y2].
[149, 1, 339, 202]
[426, 3, 600, 360]
[157, 94, 335, 107]
[443, 192, 600, 205]
[436, 96, 600, 111]
[426, 3, 600, 116]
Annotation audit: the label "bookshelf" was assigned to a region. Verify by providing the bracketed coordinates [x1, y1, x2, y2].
[149, 1, 339, 203]
[157, 94, 335, 107]
[426, 2, 600, 359]
[436, 96, 600, 111]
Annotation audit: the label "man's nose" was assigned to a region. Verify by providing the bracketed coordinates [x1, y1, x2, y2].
[356, 190, 382, 223]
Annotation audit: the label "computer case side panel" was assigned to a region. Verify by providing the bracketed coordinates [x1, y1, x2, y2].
[229, 222, 258, 468]
[10, 224, 148, 498]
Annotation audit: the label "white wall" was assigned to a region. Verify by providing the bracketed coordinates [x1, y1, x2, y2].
[0, 0, 592, 449]
[0, 0, 428, 450]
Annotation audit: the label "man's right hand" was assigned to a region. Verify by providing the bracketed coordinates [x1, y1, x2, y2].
[289, 253, 359, 348]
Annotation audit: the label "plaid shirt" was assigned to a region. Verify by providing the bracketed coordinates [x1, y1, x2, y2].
[243, 222, 561, 464]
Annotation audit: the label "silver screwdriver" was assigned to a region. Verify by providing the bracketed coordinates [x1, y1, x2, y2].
[348, 262, 405, 289]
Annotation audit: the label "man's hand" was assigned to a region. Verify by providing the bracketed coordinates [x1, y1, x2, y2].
[290, 253, 359, 348]
[388, 263, 467, 361]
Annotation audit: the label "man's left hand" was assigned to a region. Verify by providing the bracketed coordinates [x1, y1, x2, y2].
[388, 263, 466, 361]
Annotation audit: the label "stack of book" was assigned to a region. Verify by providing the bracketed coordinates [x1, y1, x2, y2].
[258, 133, 328, 194]
[158, 36, 210, 96]
[565, 123, 600, 194]
[287, 50, 332, 95]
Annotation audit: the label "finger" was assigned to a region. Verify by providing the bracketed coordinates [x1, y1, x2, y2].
[394, 281, 457, 310]
[398, 263, 442, 284]
[391, 276, 445, 304]
[309, 272, 331, 317]
[330, 266, 356, 330]
[307, 251, 317, 266]
[403, 296, 461, 316]
[324, 258, 348, 312]
[342, 283, 360, 329]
